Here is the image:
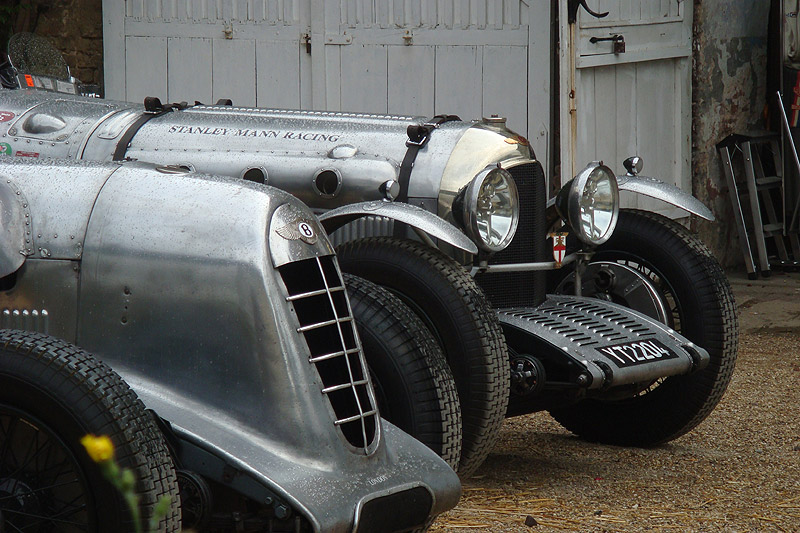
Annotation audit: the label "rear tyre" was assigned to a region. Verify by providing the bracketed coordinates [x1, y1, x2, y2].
[337, 238, 508, 476]
[548, 210, 738, 445]
[345, 274, 461, 469]
[0, 330, 181, 531]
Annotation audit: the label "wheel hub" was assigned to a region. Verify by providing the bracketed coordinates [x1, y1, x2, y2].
[177, 470, 213, 529]
[509, 355, 545, 396]
[0, 477, 42, 514]
[555, 261, 669, 324]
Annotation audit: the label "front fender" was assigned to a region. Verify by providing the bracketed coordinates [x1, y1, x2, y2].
[616, 174, 714, 221]
[319, 201, 479, 255]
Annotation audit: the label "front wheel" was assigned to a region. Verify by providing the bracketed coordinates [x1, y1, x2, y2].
[0, 330, 181, 531]
[548, 209, 738, 445]
[337, 238, 508, 477]
[345, 274, 462, 470]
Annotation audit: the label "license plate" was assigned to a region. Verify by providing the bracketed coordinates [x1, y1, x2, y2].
[596, 339, 679, 368]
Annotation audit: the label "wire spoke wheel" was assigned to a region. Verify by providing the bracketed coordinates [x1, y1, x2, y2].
[0, 330, 181, 532]
[1, 406, 93, 531]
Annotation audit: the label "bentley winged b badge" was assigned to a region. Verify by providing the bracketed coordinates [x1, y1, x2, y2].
[275, 205, 319, 245]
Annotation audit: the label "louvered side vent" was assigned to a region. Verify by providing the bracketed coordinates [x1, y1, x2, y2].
[475, 161, 548, 308]
[278, 256, 378, 454]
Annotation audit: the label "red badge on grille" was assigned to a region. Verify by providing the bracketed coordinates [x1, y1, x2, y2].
[549, 232, 568, 267]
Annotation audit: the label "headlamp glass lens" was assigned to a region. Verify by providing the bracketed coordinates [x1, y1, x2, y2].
[579, 167, 617, 243]
[474, 168, 518, 251]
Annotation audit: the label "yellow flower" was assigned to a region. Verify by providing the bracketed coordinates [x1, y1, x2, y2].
[81, 434, 115, 463]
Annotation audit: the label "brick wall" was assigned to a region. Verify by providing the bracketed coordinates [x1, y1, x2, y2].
[2, 0, 103, 86]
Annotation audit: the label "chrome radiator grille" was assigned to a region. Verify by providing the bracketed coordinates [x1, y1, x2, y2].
[475, 161, 548, 308]
[278, 256, 378, 454]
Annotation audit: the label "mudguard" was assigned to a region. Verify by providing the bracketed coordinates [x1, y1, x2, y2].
[121, 368, 461, 533]
[616, 174, 714, 221]
[319, 201, 479, 255]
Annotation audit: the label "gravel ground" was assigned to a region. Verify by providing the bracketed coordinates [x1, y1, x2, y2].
[430, 270, 800, 532]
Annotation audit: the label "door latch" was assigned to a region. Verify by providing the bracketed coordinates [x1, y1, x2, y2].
[589, 34, 625, 54]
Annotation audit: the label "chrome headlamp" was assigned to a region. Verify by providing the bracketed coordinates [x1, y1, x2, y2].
[557, 162, 619, 246]
[460, 166, 519, 253]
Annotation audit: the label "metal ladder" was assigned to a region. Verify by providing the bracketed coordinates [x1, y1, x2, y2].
[718, 133, 800, 278]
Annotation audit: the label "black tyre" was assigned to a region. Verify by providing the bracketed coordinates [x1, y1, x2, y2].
[345, 274, 461, 469]
[0, 330, 181, 531]
[337, 238, 508, 476]
[548, 209, 738, 445]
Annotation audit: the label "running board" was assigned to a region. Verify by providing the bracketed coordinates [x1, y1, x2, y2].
[498, 295, 709, 390]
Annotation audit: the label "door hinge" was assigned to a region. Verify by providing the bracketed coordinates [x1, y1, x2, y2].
[302, 33, 311, 54]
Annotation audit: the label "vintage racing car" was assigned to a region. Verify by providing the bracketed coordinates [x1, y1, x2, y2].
[0, 156, 461, 532]
[0, 32, 738, 476]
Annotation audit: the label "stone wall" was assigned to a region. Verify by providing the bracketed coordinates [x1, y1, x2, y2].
[691, 1, 770, 266]
[1, 0, 103, 86]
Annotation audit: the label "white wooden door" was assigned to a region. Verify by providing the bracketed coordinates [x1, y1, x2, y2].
[559, 0, 692, 215]
[102, 1, 552, 172]
[311, 1, 550, 171]
[103, 0, 312, 109]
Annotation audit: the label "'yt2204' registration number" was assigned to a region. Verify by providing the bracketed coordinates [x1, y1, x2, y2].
[596, 339, 678, 368]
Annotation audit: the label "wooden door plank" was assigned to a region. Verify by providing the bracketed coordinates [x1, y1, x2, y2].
[167, 37, 213, 104]
[592, 65, 618, 166]
[435, 45, 481, 119]
[340, 44, 388, 113]
[483, 45, 527, 134]
[125, 36, 167, 102]
[102, 0, 127, 100]
[256, 40, 302, 109]
[575, 67, 596, 165]
[614, 62, 637, 167]
[212, 38, 257, 106]
[388, 45, 435, 115]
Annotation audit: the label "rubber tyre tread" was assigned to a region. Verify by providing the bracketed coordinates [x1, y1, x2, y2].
[344, 274, 461, 469]
[548, 210, 738, 445]
[337, 238, 509, 477]
[0, 329, 181, 531]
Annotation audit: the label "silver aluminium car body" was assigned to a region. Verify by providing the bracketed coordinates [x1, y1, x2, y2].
[0, 157, 460, 532]
[0, 89, 711, 391]
[0, 38, 736, 460]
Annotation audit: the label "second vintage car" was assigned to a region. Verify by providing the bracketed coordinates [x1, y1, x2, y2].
[0, 33, 738, 476]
